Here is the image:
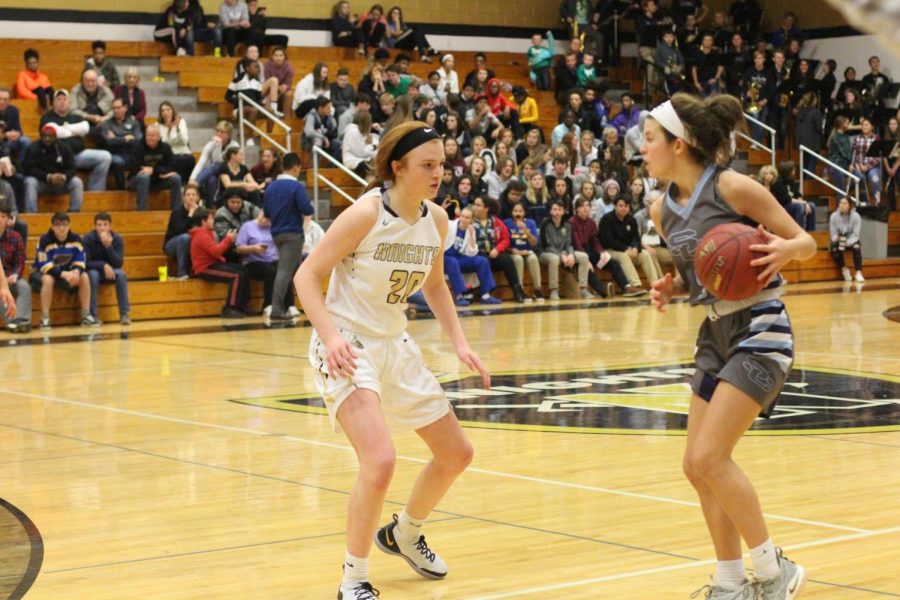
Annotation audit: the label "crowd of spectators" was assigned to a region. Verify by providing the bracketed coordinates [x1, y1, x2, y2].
[2, 1, 898, 328]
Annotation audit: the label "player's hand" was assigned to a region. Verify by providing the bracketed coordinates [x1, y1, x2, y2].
[749, 225, 792, 285]
[324, 334, 358, 379]
[650, 272, 674, 313]
[456, 344, 490, 388]
[0, 286, 15, 320]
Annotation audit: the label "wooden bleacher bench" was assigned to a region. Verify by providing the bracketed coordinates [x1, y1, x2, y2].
[4, 38, 900, 326]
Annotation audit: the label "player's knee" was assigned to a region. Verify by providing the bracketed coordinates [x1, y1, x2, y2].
[454, 439, 475, 471]
[684, 447, 724, 482]
[363, 448, 396, 490]
[682, 453, 703, 486]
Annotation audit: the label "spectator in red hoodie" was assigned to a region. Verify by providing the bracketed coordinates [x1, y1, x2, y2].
[190, 206, 250, 318]
[569, 197, 630, 298]
[485, 77, 523, 139]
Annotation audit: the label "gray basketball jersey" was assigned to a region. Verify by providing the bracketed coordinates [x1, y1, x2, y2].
[660, 164, 778, 306]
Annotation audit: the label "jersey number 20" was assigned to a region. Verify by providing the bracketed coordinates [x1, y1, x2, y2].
[387, 269, 426, 304]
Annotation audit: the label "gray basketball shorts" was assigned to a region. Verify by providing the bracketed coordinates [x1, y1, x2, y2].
[691, 299, 794, 418]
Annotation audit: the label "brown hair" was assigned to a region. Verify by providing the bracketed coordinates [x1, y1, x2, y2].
[658, 93, 746, 166]
[366, 121, 439, 191]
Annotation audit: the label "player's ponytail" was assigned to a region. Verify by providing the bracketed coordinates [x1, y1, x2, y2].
[668, 93, 746, 166]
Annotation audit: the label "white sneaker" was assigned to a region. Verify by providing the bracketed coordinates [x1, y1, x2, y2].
[691, 578, 758, 599]
[287, 306, 302, 317]
[549, 289, 560, 301]
[754, 549, 806, 600]
[580, 288, 596, 299]
[263, 305, 272, 319]
[374, 514, 447, 579]
[841, 267, 852, 282]
[175, 48, 187, 56]
[336, 581, 380, 600]
[854, 271, 865, 283]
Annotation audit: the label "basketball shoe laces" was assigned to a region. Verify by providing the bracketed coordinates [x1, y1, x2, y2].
[349, 582, 380, 599]
[413, 535, 437, 563]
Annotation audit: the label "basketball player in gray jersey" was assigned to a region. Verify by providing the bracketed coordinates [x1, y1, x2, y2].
[642, 94, 816, 600]
[296, 122, 489, 600]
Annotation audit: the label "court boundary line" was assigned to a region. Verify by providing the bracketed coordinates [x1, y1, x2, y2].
[468, 525, 900, 599]
[2, 389, 872, 535]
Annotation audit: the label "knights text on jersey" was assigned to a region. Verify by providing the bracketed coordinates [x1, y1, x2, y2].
[325, 190, 443, 337]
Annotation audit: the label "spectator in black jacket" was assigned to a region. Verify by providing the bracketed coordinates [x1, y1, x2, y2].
[330, 67, 357, 121]
[247, 0, 288, 52]
[128, 124, 182, 211]
[187, 0, 223, 57]
[164, 181, 200, 279]
[598, 197, 657, 295]
[99, 97, 142, 189]
[82, 211, 131, 324]
[554, 53, 580, 106]
[331, 1, 364, 53]
[22, 125, 83, 213]
[0, 88, 31, 160]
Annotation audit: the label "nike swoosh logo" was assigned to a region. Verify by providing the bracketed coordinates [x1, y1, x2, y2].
[788, 576, 798, 593]
[385, 528, 394, 546]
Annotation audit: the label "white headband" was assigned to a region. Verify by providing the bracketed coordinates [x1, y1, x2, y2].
[649, 100, 693, 145]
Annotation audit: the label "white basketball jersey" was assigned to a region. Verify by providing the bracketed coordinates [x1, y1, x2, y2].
[325, 189, 443, 337]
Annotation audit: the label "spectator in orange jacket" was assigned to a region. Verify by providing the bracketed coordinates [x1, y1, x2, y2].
[16, 48, 54, 111]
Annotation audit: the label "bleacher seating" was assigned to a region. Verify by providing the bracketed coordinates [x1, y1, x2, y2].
[3, 38, 899, 324]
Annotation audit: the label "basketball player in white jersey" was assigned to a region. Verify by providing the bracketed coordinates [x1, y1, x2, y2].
[295, 121, 490, 600]
[643, 94, 816, 599]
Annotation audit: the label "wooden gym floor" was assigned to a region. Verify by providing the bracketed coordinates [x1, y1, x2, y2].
[1, 281, 898, 599]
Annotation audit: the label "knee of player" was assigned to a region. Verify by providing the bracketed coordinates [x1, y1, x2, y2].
[362, 448, 397, 489]
[456, 439, 475, 469]
[683, 446, 726, 482]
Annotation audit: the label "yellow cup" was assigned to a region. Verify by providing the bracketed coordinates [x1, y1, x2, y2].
[158, 266, 168, 282]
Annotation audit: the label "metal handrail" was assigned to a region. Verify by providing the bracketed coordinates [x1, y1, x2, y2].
[798, 144, 861, 206]
[311, 145, 368, 220]
[237, 92, 292, 153]
[739, 112, 776, 167]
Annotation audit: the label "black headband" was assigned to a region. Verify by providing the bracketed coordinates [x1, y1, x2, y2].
[388, 126, 442, 164]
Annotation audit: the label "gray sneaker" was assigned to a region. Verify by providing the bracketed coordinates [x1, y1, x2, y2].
[549, 289, 560, 301]
[691, 579, 758, 599]
[755, 551, 806, 599]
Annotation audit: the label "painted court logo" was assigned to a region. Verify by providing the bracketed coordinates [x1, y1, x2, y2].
[232, 363, 900, 435]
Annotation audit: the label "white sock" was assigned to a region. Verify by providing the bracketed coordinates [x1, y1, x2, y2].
[342, 551, 368, 583]
[396, 508, 424, 544]
[716, 558, 746, 590]
[749, 539, 780, 581]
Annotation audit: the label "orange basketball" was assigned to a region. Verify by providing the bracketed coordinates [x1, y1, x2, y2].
[694, 223, 767, 301]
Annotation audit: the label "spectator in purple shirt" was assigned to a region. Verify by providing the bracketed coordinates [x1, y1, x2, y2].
[235, 210, 292, 315]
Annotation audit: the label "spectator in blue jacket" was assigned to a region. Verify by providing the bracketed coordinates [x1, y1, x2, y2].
[264, 152, 313, 321]
[0, 88, 31, 159]
[503, 201, 544, 301]
[610, 93, 641, 142]
[29, 211, 99, 329]
[82, 212, 131, 324]
[444, 206, 501, 306]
